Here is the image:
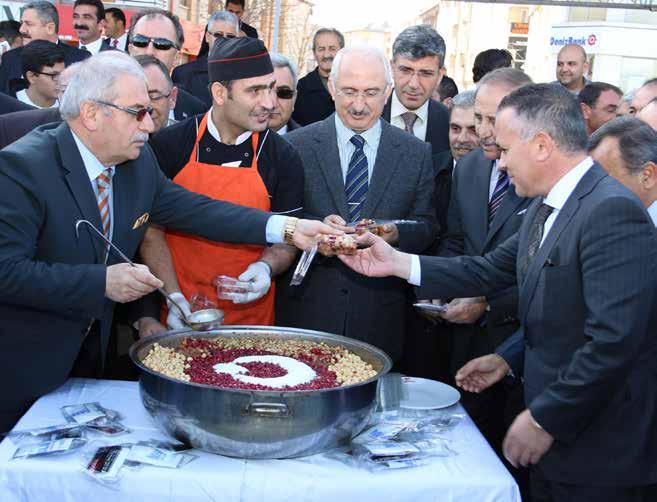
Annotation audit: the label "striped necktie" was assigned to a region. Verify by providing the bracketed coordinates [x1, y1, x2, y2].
[96, 168, 113, 240]
[488, 169, 509, 225]
[111, 39, 119, 48]
[401, 112, 418, 135]
[345, 134, 368, 222]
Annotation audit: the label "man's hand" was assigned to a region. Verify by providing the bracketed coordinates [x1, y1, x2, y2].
[338, 232, 412, 279]
[166, 291, 191, 329]
[232, 261, 271, 304]
[439, 297, 488, 324]
[137, 317, 167, 338]
[379, 223, 399, 245]
[455, 354, 510, 393]
[106, 263, 163, 303]
[293, 219, 342, 251]
[415, 299, 446, 323]
[323, 214, 355, 233]
[503, 409, 554, 468]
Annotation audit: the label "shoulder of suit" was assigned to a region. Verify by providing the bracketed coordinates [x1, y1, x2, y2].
[381, 119, 430, 148]
[0, 46, 21, 63]
[428, 98, 449, 118]
[285, 117, 327, 143]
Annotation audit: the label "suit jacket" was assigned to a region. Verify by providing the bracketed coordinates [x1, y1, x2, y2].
[174, 88, 208, 122]
[436, 148, 532, 371]
[0, 92, 33, 115]
[0, 42, 91, 95]
[431, 149, 454, 239]
[171, 56, 211, 108]
[291, 67, 335, 126]
[417, 163, 657, 486]
[240, 21, 259, 39]
[382, 95, 450, 156]
[0, 122, 271, 431]
[0, 107, 61, 149]
[277, 115, 437, 361]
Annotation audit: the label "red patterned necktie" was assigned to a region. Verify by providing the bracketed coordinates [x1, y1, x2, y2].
[96, 168, 112, 239]
[401, 111, 418, 135]
[111, 39, 119, 48]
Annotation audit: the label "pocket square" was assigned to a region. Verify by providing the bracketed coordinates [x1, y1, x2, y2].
[517, 209, 528, 215]
[132, 212, 149, 229]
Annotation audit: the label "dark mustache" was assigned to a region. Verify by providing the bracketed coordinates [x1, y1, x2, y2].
[321, 57, 333, 63]
[74, 24, 89, 31]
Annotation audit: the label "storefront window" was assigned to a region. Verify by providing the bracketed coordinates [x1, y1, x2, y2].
[620, 57, 657, 93]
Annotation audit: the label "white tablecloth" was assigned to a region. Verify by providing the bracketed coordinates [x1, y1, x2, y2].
[0, 379, 520, 502]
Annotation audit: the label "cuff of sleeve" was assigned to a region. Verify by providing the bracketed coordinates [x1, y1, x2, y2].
[266, 215, 286, 244]
[407, 254, 422, 286]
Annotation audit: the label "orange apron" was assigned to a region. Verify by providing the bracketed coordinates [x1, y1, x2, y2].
[165, 113, 274, 325]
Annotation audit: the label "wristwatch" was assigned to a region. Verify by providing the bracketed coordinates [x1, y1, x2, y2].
[283, 217, 298, 245]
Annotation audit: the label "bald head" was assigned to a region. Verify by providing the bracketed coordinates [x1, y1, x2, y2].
[638, 98, 657, 131]
[632, 79, 657, 115]
[556, 44, 589, 92]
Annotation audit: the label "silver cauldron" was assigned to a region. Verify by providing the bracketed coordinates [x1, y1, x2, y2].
[129, 326, 392, 459]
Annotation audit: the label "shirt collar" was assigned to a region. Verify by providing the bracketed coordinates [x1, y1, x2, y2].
[206, 109, 252, 145]
[70, 130, 115, 182]
[334, 113, 382, 149]
[390, 91, 429, 124]
[79, 37, 103, 54]
[277, 124, 288, 135]
[543, 156, 594, 211]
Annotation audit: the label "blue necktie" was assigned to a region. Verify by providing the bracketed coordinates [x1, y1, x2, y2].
[345, 134, 368, 222]
[488, 170, 509, 225]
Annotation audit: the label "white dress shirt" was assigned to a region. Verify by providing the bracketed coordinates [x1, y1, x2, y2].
[109, 33, 128, 51]
[79, 37, 104, 55]
[408, 156, 595, 286]
[15, 89, 57, 109]
[334, 114, 381, 183]
[390, 91, 429, 141]
[647, 201, 657, 227]
[488, 160, 502, 201]
[277, 124, 289, 136]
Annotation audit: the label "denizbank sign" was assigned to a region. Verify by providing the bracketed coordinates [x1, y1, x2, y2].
[550, 34, 599, 47]
[549, 26, 602, 54]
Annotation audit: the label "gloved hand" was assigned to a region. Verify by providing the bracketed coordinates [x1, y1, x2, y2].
[233, 261, 271, 304]
[166, 292, 192, 329]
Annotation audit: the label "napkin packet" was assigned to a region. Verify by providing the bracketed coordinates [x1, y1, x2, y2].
[61, 402, 130, 436]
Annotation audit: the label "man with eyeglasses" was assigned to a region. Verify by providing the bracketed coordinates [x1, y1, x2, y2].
[0, 1, 90, 94]
[268, 52, 300, 134]
[383, 25, 449, 156]
[13, 39, 63, 109]
[172, 10, 239, 108]
[134, 55, 177, 132]
[127, 8, 206, 122]
[137, 37, 304, 335]
[0, 51, 337, 433]
[276, 47, 437, 364]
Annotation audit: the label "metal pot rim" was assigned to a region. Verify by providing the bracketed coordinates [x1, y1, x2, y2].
[129, 325, 392, 396]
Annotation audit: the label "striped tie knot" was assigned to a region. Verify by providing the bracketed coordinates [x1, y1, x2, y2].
[401, 112, 418, 134]
[96, 168, 113, 240]
[350, 134, 365, 149]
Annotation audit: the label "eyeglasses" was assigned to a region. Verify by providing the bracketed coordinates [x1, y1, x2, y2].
[336, 87, 387, 99]
[149, 90, 173, 102]
[396, 66, 438, 79]
[208, 30, 236, 39]
[35, 70, 61, 81]
[130, 34, 178, 51]
[276, 87, 295, 100]
[94, 100, 153, 121]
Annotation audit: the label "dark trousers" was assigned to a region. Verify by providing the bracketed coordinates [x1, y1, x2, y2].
[531, 465, 657, 502]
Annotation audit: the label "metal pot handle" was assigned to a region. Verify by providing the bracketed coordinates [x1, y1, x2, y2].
[243, 402, 291, 418]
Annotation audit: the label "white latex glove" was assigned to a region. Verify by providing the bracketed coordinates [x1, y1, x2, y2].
[166, 292, 192, 329]
[233, 261, 271, 304]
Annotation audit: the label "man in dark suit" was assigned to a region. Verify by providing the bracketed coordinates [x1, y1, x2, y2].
[269, 52, 301, 135]
[291, 28, 343, 126]
[127, 8, 208, 122]
[277, 47, 437, 362]
[0, 1, 90, 94]
[383, 25, 449, 156]
[226, 0, 259, 39]
[0, 92, 33, 115]
[171, 11, 239, 108]
[0, 51, 336, 433]
[104, 8, 128, 51]
[73, 0, 114, 55]
[342, 84, 657, 501]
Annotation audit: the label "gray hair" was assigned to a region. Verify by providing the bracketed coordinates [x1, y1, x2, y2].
[22, 1, 59, 32]
[128, 8, 184, 49]
[60, 52, 146, 120]
[589, 117, 657, 173]
[476, 67, 533, 94]
[208, 10, 239, 33]
[312, 28, 344, 50]
[451, 90, 476, 110]
[329, 46, 392, 86]
[269, 52, 298, 88]
[392, 25, 446, 68]
[498, 83, 588, 154]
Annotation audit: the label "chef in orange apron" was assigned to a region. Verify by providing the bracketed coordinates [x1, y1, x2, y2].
[140, 36, 305, 329]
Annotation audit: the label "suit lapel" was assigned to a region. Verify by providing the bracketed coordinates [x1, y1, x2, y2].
[471, 156, 494, 248]
[315, 117, 349, 219]
[483, 185, 525, 250]
[361, 120, 401, 216]
[425, 99, 437, 149]
[57, 124, 106, 263]
[382, 96, 392, 123]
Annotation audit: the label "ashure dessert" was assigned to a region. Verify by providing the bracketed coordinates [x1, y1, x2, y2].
[353, 218, 386, 236]
[143, 337, 378, 391]
[318, 234, 358, 256]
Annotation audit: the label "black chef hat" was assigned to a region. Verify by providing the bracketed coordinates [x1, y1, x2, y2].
[208, 36, 273, 83]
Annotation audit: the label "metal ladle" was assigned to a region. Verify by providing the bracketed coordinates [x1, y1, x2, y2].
[74, 219, 224, 331]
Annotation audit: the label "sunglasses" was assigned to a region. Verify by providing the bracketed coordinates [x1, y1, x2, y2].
[208, 30, 236, 39]
[276, 87, 295, 100]
[94, 100, 153, 121]
[130, 34, 178, 51]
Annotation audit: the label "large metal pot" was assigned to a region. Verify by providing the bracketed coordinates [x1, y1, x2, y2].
[129, 326, 392, 459]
